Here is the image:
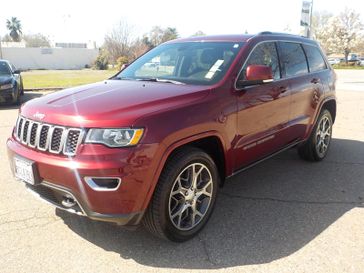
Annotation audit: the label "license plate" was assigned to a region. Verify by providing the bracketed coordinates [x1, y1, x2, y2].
[14, 157, 35, 185]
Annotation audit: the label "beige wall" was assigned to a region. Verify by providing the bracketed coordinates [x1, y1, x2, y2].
[1, 47, 98, 70]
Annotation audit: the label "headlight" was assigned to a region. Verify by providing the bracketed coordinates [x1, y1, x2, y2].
[0, 83, 14, 90]
[85, 128, 144, 147]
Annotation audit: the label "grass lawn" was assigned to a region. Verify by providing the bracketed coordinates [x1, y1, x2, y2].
[332, 65, 364, 70]
[22, 69, 117, 89]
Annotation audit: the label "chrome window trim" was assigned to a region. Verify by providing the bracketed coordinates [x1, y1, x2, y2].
[234, 39, 330, 91]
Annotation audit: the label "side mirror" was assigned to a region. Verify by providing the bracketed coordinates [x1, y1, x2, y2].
[237, 65, 273, 88]
[120, 63, 129, 71]
[13, 70, 21, 74]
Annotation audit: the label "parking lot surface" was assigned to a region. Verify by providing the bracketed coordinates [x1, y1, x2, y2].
[0, 70, 363, 273]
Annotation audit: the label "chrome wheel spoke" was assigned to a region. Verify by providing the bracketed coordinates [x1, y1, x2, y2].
[315, 115, 332, 157]
[168, 163, 213, 231]
[196, 179, 213, 198]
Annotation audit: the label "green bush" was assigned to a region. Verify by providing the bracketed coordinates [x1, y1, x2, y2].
[94, 50, 109, 70]
[116, 56, 129, 70]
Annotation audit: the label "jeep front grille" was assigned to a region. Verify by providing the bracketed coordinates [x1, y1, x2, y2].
[15, 116, 84, 156]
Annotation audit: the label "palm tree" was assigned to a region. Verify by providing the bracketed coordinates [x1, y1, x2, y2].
[6, 17, 22, 42]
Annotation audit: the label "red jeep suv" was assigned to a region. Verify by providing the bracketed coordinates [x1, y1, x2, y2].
[7, 32, 336, 242]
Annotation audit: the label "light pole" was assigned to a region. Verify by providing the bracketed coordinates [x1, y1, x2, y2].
[308, 0, 314, 38]
[0, 35, 2, 59]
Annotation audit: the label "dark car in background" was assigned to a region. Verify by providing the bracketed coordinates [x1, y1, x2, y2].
[0, 60, 24, 105]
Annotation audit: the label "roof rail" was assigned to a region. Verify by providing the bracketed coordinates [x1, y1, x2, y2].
[256, 31, 310, 39]
[258, 31, 273, 35]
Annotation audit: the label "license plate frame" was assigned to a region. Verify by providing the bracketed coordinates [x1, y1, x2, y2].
[14, 156, 40, 185]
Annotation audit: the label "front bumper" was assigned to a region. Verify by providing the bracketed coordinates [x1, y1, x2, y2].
[7, 136, 160, 225]
[0, 88, 15, 102]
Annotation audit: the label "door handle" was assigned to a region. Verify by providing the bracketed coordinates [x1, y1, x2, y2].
[311, 78, 321, 84]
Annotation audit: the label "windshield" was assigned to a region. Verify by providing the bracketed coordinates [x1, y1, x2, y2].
[115, 42, 244, 85]
[0, 62, 11, 76]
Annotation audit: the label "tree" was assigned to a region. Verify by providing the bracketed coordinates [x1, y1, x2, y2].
[1, 34, 13, 42]
[130, 38, 151, 59]
[191, 30, 206, 37]
[103, 20, 134, 64]
[316, 9, 363, 62]
[6, 17, 22, 42]
[311, 11, 333, 53]
[23, 33, 51, 47]
[94, 49, 109, 70]
[145, 26, 179, 47]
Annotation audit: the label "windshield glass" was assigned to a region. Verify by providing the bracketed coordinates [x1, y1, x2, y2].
[0, 62, 11, 75]
[115, 42, 244, 85]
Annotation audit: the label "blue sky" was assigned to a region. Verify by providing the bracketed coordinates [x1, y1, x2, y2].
[1, 0, 363, 46]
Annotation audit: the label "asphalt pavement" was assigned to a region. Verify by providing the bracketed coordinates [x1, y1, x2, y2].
[0, 70, 363, 273]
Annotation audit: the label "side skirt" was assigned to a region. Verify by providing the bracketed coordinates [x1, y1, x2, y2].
[226, 139, 304, 180]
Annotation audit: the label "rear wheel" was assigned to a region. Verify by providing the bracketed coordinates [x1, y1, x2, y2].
[143, 147, 219, 242]
[298, 109, 333, 161]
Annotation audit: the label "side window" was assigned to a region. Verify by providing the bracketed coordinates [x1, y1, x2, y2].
[240, 42, 280, 81]
[303, 44, 327, 72]
[279, 42, 308, 77]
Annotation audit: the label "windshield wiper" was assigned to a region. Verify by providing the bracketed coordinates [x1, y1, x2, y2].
[136, 78, 185, 85]
[112, 76, 135, 80]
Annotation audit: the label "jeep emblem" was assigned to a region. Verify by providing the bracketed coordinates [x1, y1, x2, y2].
[33, 111, 45, 120]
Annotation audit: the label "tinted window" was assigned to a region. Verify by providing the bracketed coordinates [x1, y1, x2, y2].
[303, 44, 327, 72]
[240, 42, 280, 80]
[0, 62, 11, 75]
[279, 42, 308, 77]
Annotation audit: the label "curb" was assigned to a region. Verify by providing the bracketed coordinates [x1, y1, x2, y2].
[24, 87, 64, 92]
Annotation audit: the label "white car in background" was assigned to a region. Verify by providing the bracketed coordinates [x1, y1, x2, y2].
[328, 58, 341, 65]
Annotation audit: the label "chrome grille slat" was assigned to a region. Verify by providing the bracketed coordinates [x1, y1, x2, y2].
[22, 120, 30, 144]
[14, 116, 83, 156]
[29, 122, 39, 147]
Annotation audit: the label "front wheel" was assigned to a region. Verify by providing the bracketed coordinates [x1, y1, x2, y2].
[12, 86, 21, 105]
[298, 109, 333, 161]
[143, 147, 219, 242]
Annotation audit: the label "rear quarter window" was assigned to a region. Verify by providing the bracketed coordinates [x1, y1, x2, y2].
[303, 44, 327, 72]
[279, 42, 308, 77]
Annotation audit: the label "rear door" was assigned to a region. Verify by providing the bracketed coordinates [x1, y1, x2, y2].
[278, 41, 317, 141]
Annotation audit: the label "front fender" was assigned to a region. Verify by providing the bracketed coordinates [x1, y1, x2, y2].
[139, 131, 229, 212]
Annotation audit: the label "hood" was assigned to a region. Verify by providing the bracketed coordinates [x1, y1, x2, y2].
[20, 80, 210, 127]
[0, 75, 13, 85]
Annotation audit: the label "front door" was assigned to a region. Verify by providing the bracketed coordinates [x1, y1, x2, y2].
[234, 41, 291, 170]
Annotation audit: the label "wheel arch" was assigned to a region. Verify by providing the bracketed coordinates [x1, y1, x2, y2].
[140, 132, 229, 212]
[321, 99, 336, 123]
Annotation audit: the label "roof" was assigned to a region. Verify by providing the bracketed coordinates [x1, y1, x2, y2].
[167, 32, 315, 44]
[170, 34, 255, 43]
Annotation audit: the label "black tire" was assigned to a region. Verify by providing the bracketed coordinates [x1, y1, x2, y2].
[12, 87, 21, 106]
[298, 109, 333, 161]
[143, 147, 219, 242]
[20, 79, 24, 95]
